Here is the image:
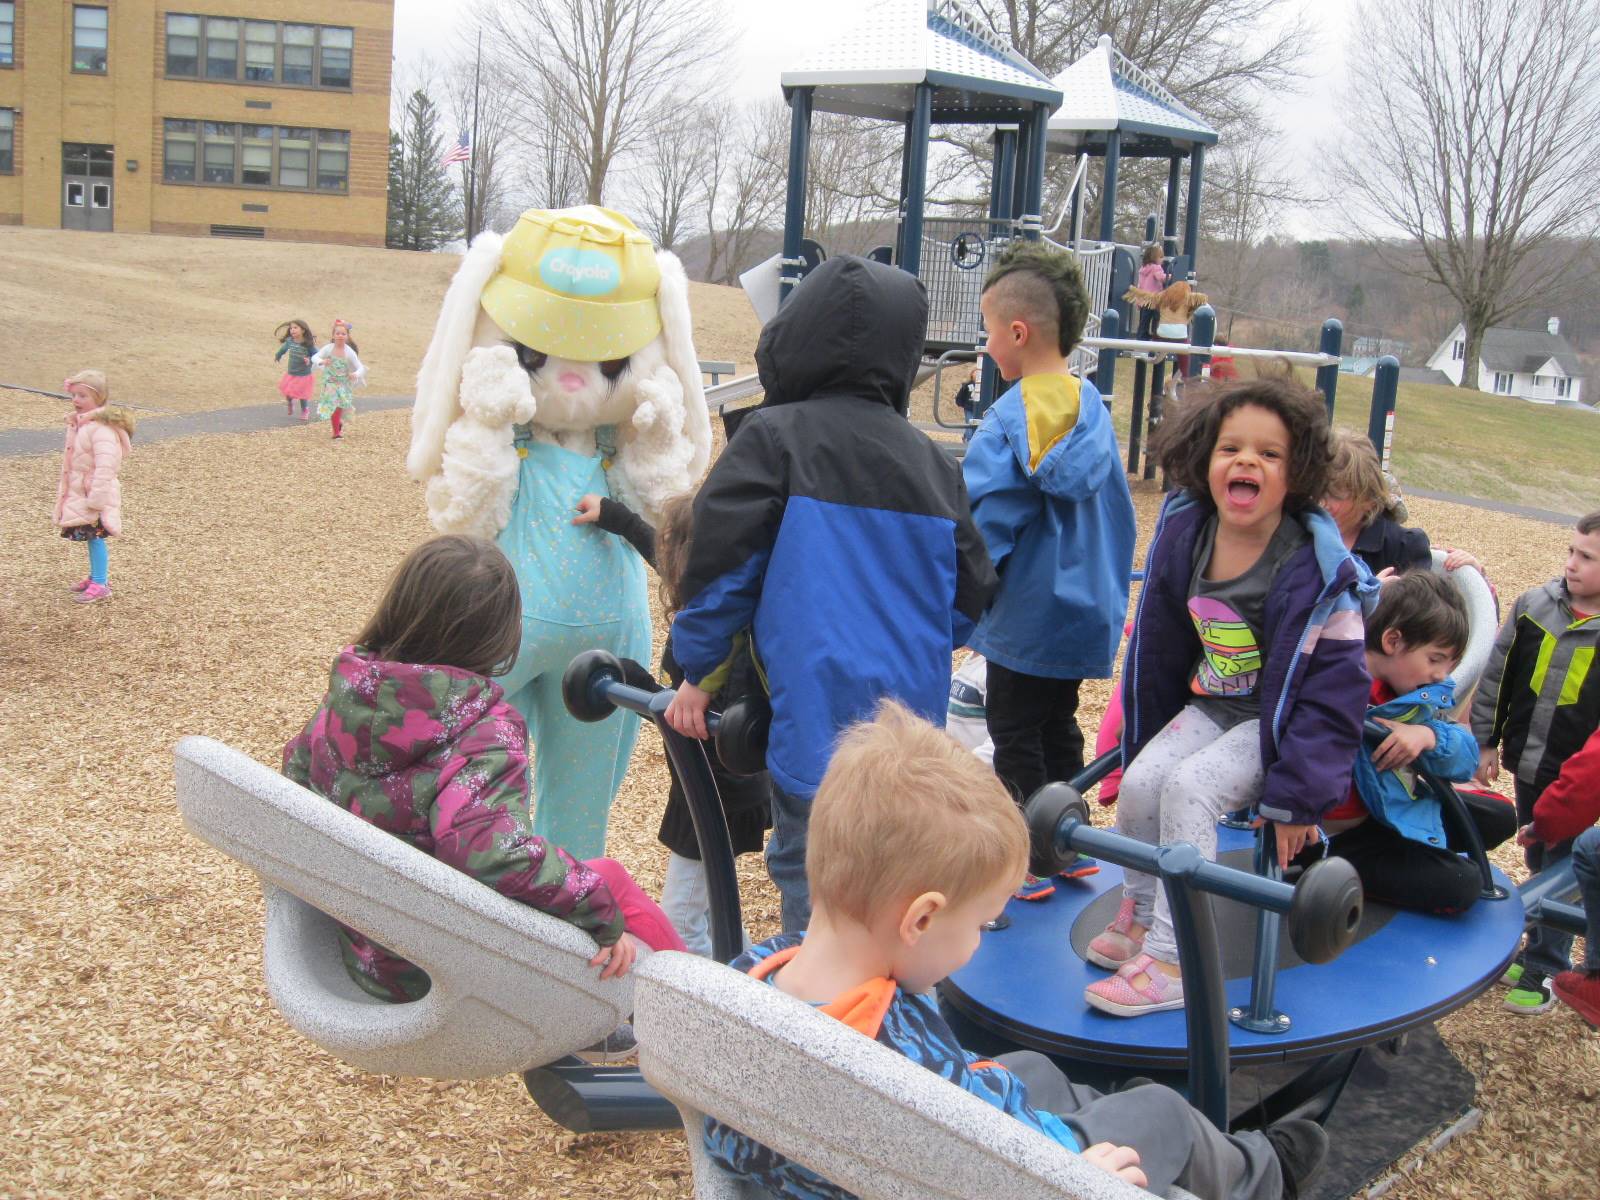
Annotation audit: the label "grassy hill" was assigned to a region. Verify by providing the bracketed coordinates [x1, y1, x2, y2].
[1109, 359, 1595, 517]
[0, 227, 762, 432]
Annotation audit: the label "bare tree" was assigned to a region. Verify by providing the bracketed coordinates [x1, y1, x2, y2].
[633, 104, 706, 251]
[702, 102, 786, 285]
[972, 0, 1304, 122]
[484, 0, 723, 206]
[1200, 116, 1305, 337]
[1332, 0, 1600, 390]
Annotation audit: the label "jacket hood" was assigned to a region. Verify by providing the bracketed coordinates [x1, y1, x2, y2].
[318, 647, 503, 777]
[87, 406, 137, 439]
[990, 376, 1115, 500]
[755, 256, 928, 413]
[1370, 678, 1458, 721]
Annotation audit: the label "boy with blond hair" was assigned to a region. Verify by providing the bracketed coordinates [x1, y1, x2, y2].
[705, 701, 1327, 1200]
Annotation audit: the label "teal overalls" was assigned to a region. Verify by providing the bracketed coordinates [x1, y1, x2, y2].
[496, 428, 651, 859]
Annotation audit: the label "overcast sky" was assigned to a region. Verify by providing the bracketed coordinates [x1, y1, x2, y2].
[392, 0, 1353, 238]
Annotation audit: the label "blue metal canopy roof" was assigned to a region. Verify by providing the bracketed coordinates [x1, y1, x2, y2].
[780, 0, 1062, 120]
[1047, 35, 1218, 153]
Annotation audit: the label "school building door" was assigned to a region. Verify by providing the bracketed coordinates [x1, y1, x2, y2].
[61, 143, 115, 231]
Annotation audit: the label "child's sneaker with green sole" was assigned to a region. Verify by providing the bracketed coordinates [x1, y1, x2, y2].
[1504, 971, 1556, 1015]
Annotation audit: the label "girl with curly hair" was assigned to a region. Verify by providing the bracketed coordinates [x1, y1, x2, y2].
[1084, 373, 1377, 1018]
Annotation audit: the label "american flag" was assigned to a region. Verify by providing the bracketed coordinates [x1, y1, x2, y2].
[440, 131, 471, 168]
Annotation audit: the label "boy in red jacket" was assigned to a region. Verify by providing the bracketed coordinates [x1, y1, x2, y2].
[1518, 723, 1600, 1026]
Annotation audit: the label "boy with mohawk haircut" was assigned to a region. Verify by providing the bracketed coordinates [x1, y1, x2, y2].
[705, 701, 1329, 1200]
[964, 241, 1136, 812]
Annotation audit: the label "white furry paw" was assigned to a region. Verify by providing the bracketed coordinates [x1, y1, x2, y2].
[461, 345, 537, 427]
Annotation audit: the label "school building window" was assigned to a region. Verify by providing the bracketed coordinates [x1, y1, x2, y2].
[162, 119, 349, 192]
[1493, 372, 1512, 394]
[164, 14, 354, 89]
[1451, 340, 1463, 361]
[0, 3, 15, 67]
[0, 109, 14, 173]
[74, 6, 109, 73]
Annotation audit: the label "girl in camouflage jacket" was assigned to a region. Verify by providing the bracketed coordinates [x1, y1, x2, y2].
[283, 534, 681, 1002]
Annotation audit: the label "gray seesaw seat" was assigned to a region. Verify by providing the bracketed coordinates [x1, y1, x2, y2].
[1430, 548, 1497, 717]
[633, 951, 1199, 1200]
[174, 735, 635, 1079]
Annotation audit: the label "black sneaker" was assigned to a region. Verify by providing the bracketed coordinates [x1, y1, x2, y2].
[1265, 1118, 1328, 1200]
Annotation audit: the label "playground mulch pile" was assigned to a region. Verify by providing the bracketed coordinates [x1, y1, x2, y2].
[2, 409, 1596, 1199]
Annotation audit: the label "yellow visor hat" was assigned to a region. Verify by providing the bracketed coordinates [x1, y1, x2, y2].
[480, 206, 662, 363]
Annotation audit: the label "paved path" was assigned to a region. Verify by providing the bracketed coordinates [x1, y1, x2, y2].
[0, 395, 413, 457]
[1405, 487, 1583, 527]
[4, 400, 1582, 529]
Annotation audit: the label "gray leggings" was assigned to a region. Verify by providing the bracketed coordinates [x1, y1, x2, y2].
[999, 1052, 1283, 1200]
[1117, 705, 1265, 964]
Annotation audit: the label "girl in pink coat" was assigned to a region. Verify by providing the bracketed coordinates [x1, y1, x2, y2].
[54, 370, 134, 605]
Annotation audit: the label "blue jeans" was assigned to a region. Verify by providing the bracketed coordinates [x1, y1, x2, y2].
[1573, 826, 1600, 972]
[766, 780, 812, 934]
[1517, 779, 1575, 980]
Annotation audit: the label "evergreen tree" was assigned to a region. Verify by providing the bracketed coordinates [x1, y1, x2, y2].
[385, 89, 462, 251]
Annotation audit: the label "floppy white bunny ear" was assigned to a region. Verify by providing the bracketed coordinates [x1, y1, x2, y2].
[653, 249, 712, 481]
[408, 230, 505, 482]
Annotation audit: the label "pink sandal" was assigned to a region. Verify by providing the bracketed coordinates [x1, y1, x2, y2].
[1084, 952, 1185, 1017]
[1086, 895, 1146, 969]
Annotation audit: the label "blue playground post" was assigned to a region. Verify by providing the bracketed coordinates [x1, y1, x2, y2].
[1022, 104, 1049, 237]
[1189, 304, 1215, 378]
[898, 83, 933, 276]
[1163, 156, 1182, 255]
[1316, 318, 1343, 422]
[1182, 145, 1205, 272]
[989, 127, 1017, 226]
[779, 88, 814, 304]
[1369, 356, 1400, 472]
[1099, 129, 1121, 243]
[1096, 308, 1120, 402]
[1143, 213, 1157, 244]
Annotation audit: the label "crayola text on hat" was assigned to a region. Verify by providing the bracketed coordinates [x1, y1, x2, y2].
[480, 206, 663, 364]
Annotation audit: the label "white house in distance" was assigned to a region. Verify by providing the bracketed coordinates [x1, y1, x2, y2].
[1426, 318, 1587, 405]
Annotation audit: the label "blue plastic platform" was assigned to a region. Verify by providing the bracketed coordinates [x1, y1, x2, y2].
[942, 826, 1525, 1071]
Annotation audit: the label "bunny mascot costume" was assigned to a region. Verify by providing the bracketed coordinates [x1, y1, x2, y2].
[408, 206, 711, 858]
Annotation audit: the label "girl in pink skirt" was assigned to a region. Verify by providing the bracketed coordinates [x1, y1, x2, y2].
[274, 319, 317, 419]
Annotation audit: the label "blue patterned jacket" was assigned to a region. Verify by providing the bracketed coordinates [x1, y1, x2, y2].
[703, 934, 1080, 1199]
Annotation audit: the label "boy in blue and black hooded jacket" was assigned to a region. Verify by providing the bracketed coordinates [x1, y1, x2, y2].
[665, 255, 997, 934]
[962, 242, 1137, 806]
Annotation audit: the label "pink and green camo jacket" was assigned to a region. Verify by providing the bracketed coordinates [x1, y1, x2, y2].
[283, 647, 624, 1001]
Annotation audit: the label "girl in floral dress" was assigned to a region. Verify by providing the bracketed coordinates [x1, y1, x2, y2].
[310, 319, 366, 440]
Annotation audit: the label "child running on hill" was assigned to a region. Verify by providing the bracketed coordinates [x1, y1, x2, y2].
[575, 491, 772, 956]
[282, 535, 683, 1009]
[1311, 571, 1515, 913]
[705, 700, 1329, 1200]
[664, 255, 996, 934]
[55, 369, 134, 605]
[310, 318, 366, 440]
[1474, 510, 1600, 1014]
[274, 319, 317, 420]
[1085, 374, 1377, 1018]
[963, 240, 1135, 810]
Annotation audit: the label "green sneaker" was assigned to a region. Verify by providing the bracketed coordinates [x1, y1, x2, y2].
[1501, 962, 1524, 987]
[1504, 974, 1556, 1015]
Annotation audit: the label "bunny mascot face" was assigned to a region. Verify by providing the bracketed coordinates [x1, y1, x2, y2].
[408, 206, 711, 858]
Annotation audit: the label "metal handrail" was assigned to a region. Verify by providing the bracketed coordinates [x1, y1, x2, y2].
[1082, 336, 1340, 368]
